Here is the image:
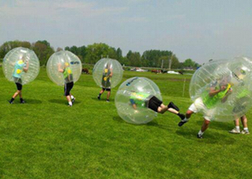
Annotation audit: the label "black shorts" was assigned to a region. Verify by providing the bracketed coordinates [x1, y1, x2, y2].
[102, 88, 111, 91]
[15, 83, 22, 91]
[148, 96, 163, 112]
[64, 82, 74, 96]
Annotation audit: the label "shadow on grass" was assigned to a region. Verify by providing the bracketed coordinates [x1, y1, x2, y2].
[176, 128, 236, 145]
[48, 99, 81, 105]
[196, 120, 234, 132]
[91, 97, 114, 102]
[112, 116, 173, 130]
[25, 98, 42, 104]
[113, 116, 125, 123]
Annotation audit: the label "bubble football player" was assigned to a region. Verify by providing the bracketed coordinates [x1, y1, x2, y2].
[229, 115, 249, 134]
[229, 68, 250, 135]
[9, 56, 29, 104]
[97, 63, 113, 102]
[178, 75, 232, 138]
[58, 62, 75, 107]
[129, 92, 185, 119]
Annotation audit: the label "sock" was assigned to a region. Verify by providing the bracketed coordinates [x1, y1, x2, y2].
[177, 113, 185, 120]
[198, 130, 204, 136]
[236, 126, 240, 131]
[71, 95, 75, 99]
[98, 93, 101, 97]
[20, 98, 24, 102]
[244, 127, 248, 132]
[69, 101, 72, 106]
[182, 117, 188, 122]
[10, 98, 14, 102]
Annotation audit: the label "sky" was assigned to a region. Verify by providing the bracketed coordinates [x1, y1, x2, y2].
[0, 0, 252, 64]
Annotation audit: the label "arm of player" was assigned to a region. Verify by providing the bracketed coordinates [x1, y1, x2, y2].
[23, 61, 29, 72]
[58, 63, 64, 73]
[130, 99, 137, 109]
[221, 88, 232, 103]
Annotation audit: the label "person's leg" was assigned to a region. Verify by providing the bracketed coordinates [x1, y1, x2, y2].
[229, 119, 240, 134]
[69, 83, 75, 103]
[65, 83, 72, 106]
[197, 118, 210, 138]
[241, 115, 249, 134]
[19, 90, 25, 103]
[158, 103, 185, 120]
[98, 88, 105, 100]
[106, 89, 111, 102]
[157, 104, 168, 114]
[178, 109, 194, 127]
[10, 83, 23, 103]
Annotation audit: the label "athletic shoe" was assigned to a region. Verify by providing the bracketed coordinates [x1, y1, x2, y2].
[178, 119, 188, 127]
[71, 98, 75, 103]
[20, 100, 25, 104]
[229, 128, 240, 134]
[97, 96, 101, 100]
[106, 99, 110, 102]
[9, 100, 14, 104]
[168, 102, 179, 111]
[197, 133, 203, 139]
[68, 104, 72, 107]
[241, 130, 250, 134]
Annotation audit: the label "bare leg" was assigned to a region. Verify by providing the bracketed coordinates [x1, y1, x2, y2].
[66, 95, 71, 103]
[12, 90, 21, 98]
[157, 104, 168, 114]
[201, 119, 210, 132]
[234, 118, 240, 127]
[241, 115, 248, 128]
[99, 89, 105, 94]
[98, 89, 104, 100]
[19, 91, 22, 99]
[107, 91, 111, 100]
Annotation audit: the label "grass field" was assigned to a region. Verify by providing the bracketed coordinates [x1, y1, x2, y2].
[0, 67, 252, 179]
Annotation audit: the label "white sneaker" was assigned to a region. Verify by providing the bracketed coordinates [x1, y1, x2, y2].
[241, 130, 250, 134]
[229, 128, 240, 134]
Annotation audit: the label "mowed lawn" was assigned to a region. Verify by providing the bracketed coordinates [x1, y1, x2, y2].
[0, 67, 252, 179]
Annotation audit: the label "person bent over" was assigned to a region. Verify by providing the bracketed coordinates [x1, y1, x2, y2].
[178, 77, 232, 138]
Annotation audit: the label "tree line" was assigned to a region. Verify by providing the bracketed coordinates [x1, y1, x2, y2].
[0, 40, 200, 69]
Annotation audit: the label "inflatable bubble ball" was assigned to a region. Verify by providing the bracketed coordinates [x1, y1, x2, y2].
[92, 58, 123, 89]
[115, 77, 162, 124]
[2, 47, 40, 85]
[46, 50, 82, 86]
[189, 57, 252, 122]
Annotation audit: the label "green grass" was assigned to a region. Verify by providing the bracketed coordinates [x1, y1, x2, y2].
[0, 67, 252, 179]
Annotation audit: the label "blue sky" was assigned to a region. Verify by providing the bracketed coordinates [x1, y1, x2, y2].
[0, 0, 252, 64]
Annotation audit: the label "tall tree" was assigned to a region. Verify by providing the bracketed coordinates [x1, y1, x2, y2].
[32, 40, 54, 66]
[126, 51, 141, 67]
[84, 43, 116, 64]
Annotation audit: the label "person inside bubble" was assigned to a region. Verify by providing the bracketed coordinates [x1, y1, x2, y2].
[9, 56, 29, 104]
[97, 63, 113, 102]
[129, 91, 185, 120]
[178, 74, 233, 138]
[58, 62, 75, 107]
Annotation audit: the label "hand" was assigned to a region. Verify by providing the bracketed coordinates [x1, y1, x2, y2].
[220, 85, 227, 91]
[134, 110, 139, 114]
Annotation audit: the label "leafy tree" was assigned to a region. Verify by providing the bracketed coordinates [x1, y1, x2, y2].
[32, 40, 54, 66]
[84, 43, 116, 64]
[142, 50, 173, 67]
[0, 41, 31, 58]
[126, 51, 141, 67]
